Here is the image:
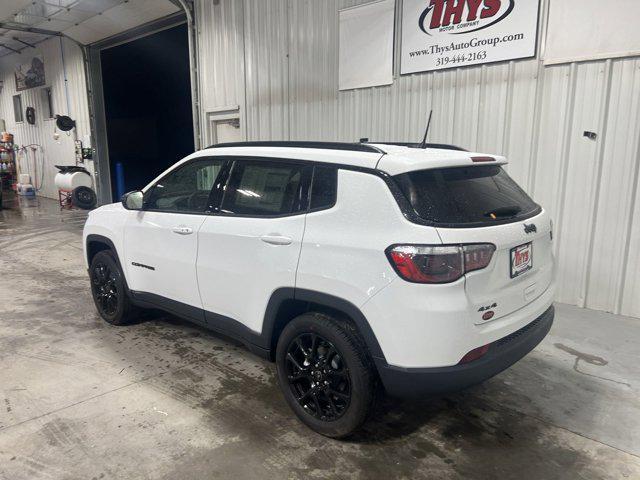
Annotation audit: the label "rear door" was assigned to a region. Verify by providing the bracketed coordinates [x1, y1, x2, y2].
[196, 159, 311, 333]
[123, 158, 227, 313]
[394, 164, 554, 322]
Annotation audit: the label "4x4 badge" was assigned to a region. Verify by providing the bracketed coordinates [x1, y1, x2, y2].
[524, 223, 537, 234]
[478, 303, 497, 312]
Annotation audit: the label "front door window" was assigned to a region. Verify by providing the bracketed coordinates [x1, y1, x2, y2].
[145, 159, 226, 213]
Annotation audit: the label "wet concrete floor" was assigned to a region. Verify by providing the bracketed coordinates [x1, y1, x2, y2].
[1, 196, 639, 479]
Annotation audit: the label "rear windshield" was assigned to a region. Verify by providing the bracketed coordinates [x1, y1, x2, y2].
[394, 165, 540, 226]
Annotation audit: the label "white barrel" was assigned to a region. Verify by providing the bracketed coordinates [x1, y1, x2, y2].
[55, 171, 93, 190]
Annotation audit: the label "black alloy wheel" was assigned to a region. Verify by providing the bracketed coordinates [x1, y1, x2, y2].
[89, 250, 137, 325]
[285, 332, 351, 421]
[276, 313, 377, 438]
[91, 261, 119, 317]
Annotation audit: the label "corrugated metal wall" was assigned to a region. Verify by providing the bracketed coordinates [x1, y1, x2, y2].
[195, 0, 640, 319]
[0, 2, 636, 319]
[0, 37, 92, 200]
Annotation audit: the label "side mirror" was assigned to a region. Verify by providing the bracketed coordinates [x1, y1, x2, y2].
[121, 190, 144, 210]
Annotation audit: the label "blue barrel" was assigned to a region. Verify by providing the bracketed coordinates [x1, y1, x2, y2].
[115, 162, 126, 199]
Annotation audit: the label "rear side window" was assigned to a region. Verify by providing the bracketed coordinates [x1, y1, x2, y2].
[310, 166, 337, 211]
[395, 165, 540, 226]
[222, 161, 310, 216]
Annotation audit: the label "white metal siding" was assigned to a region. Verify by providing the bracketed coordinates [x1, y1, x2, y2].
[0, 37, 92, 200]
[195, 0, 640, 318]
[195, 0, 245, 115]
[244, 0, 290, 140]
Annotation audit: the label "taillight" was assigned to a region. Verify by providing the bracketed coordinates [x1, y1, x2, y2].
[386, 244, 495, 284]
[463, 244, 495, 272]
[387, 246, 463, 283]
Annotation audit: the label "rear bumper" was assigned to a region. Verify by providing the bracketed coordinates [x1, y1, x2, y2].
[376, 305, 554, 398]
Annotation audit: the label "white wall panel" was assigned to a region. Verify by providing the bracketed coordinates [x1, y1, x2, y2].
[529, 64, 571, 216]
[553, 62, 610, 307]
[0, 37, 92, 200]
[622, 169, 640, 316]
[476, 64, 509, 155]
[338, 0, 394, 91]
[502, 59, 538, 187]
[545, 0, 640, 65]
[243, 0, 290, 141]
[289, 0, 339, 141]
[196, 0, 244, 112]
[602, 59, 640, 317]
[189, 0, 640, 318]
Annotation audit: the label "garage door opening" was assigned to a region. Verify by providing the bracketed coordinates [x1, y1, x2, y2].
[100, 23, 194, 201]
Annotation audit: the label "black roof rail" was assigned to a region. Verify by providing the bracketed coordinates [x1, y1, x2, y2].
[205, 141, 385, 154]
[368, 142, 468, 152]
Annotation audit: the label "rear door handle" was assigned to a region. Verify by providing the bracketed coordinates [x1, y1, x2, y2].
[172, 226, 193, 235]
[260, 234, 292, 246]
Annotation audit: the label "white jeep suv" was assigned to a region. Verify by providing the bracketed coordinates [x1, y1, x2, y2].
[83, 141, 555, 437]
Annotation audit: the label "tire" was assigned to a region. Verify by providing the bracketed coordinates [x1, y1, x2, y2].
[276, 312, 377, 438]
[89, 250, 137, 325]
[72, 186, 97, 210]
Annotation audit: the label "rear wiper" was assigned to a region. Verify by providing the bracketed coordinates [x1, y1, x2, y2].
[484, 205, 522, 219]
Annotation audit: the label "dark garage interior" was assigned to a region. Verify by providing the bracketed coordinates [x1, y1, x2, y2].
[101, 23, 194, 200]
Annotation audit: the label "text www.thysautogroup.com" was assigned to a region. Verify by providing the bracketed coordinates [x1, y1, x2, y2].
[409, 33, 525, 67]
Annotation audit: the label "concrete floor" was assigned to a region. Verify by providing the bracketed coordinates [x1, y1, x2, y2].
[1, 195, 639, 480]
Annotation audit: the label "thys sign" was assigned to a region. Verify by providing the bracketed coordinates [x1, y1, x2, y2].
[401, 0, 540, 74]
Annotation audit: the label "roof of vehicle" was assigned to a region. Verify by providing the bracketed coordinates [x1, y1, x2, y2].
[207, 141, 385, 153]
[194, 141, 508, 176]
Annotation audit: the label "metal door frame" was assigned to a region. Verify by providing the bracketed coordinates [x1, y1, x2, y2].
[85, 7, 200, 204]
[206, 106, 242, 146]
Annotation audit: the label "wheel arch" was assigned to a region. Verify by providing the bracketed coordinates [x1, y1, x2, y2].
[86, 234, 124, 272]
[263, 288, 386, 363]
